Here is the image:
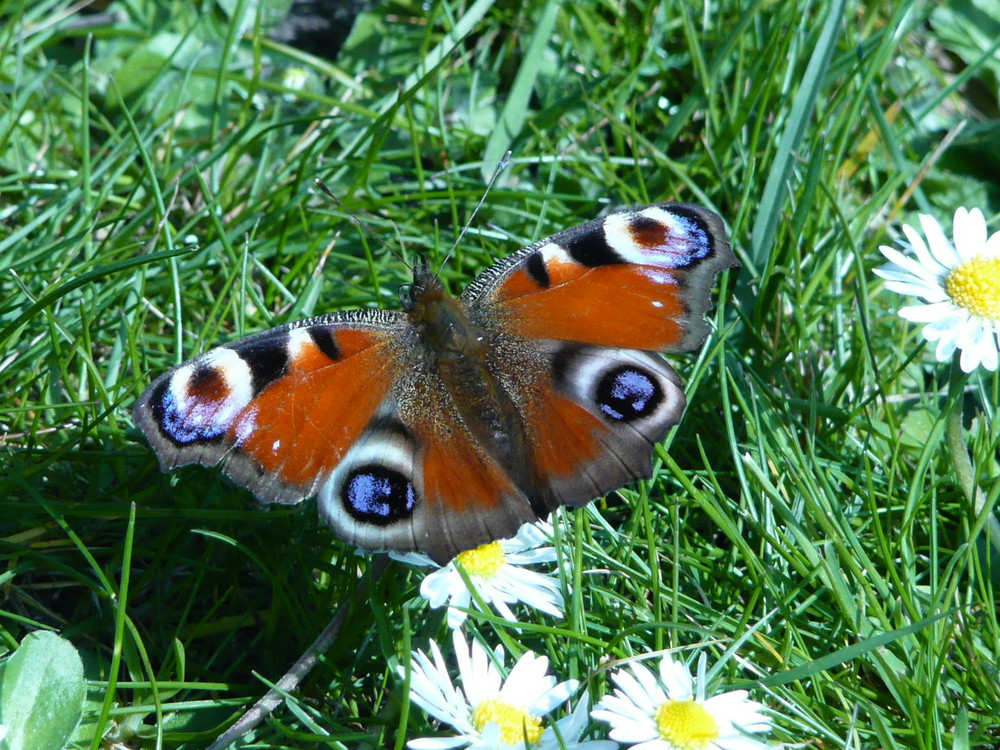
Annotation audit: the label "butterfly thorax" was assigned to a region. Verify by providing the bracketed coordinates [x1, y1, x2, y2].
[405, 266, 524, 457]
[405, 268, 479, 357]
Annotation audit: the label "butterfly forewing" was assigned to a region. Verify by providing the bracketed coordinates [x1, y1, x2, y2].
[464, 202, 736, 352]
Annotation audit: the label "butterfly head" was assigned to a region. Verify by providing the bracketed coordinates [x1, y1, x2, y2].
[401, 256, 448, 312]
[399, 255, 483, 359]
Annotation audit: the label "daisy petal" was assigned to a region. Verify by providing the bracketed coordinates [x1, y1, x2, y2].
[881, 279, 948, 300]
[606, 723, 661, 744]
[953, 207, 987, 260]
[407, 736, 473, 750]
[532, 680, 579, 715]
[613, 666, 665, 712]
[919, 213, 959, 268]
[981, 340, 999, 371]
[902, 222, 947, 275]
[628, 740, 672, 750]
[897, 301, 957, 323]
[984, 230, 1000, 258]
[960, 336, 983, 372]
[658, 654, 694, 700]
[878, 244, 943, 284]
[933, 331, 958, 361]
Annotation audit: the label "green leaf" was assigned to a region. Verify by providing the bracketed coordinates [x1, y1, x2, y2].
[0, 631, 86, 750]
[739, 0, 846, 322]
[482, 0, 562, 180]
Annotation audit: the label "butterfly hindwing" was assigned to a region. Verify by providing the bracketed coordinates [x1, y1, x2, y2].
[316, 404, 537, 563]
[521, 343, 687, 509]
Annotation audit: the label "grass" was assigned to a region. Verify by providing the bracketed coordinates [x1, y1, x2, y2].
[1, 0, 999, 748]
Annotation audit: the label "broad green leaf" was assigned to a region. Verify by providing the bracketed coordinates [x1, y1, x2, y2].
[0, 631, 86, 750]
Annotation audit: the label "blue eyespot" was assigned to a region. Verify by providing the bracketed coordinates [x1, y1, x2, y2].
[153, 380, 227, 444]
[596, 366, 663, 422]
[342, 465, 417, 525]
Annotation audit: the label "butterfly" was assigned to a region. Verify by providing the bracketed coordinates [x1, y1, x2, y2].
[134, 203, 736, 564]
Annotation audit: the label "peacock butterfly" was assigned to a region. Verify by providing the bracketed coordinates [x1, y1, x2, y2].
[134, 203, 737, 563]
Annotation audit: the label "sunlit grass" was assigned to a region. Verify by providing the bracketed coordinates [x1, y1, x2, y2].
[1, 0, 998, 748]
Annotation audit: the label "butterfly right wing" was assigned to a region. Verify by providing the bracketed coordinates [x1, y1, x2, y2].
[459, 202, 735, 516]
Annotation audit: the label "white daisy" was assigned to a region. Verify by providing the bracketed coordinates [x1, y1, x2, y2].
[391, 521, 565, 628]
[875, 206, 1000, 372]
[400, 629, 609, 750]
[591, 651, 774, 750]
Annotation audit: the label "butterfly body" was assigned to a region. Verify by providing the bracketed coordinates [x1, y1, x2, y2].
[135, 203, 736, 563]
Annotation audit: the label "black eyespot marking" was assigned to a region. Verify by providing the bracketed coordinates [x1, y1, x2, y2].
[525, 251, 550, 288]
[342, 465, 418, 526]
[309, 327, 341, 361]
[565, 227, 624, 266]
[595, 365, 663, 422]
[233, 336, 289, 394]
[629, 214, 663, 237]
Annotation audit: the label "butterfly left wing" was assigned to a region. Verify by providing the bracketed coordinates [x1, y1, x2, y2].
[133, 311, 407, 505]
[135, 300, 542, 564]
[463, 202, 737, 513]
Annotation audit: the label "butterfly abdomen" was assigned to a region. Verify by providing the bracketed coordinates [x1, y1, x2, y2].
[406, 269, 531, 469]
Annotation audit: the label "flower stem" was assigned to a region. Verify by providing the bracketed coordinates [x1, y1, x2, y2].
[945, 360, 1000, 555]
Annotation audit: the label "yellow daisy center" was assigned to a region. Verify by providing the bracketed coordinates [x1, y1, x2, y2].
[456, 540, 506, 578]
[945, 257, 1000, 320]
[471, 698, 543, 745]
[654, 699, 720, 750]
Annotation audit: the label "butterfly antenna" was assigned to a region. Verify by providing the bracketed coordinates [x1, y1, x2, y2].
[314, 179, 410, 270]
[436, 150, 511, 273]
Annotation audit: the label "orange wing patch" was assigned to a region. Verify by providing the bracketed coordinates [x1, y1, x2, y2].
[231, 328, 397, 488]
[419, 423, 512, 513]
[527, 389, 607, 477]
[500, 260, 685, 350]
